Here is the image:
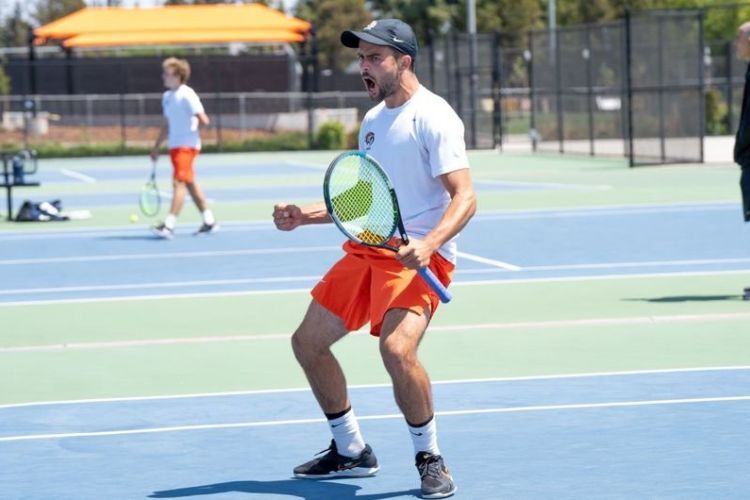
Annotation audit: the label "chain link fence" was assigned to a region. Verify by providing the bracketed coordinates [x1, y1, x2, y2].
[529, 11, 704, 166]
[0, 10, 716, 165]
[0, 91, 373, 152]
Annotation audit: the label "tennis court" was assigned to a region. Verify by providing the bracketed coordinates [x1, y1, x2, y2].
[2, 149, 750, 499]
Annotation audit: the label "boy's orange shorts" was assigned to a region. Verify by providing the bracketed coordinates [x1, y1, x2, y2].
[169, 147, 199, 183]
[311, 240, 455, 336]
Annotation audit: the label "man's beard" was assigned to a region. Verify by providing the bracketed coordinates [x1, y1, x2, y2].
[369, 73, 399, 102]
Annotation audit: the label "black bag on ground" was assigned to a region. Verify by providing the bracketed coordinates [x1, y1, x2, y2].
[15, 199, 68, 222]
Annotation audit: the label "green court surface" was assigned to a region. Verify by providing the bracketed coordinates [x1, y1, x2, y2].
[1, 149, 749, 407]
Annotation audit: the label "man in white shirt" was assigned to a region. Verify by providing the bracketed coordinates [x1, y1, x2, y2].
[272, 19, 475, 499]
[150, 57, 217, 238]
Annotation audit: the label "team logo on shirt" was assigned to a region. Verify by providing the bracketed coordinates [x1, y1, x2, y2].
[364, 131, 375, 149]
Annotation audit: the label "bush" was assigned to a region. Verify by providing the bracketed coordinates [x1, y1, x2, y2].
[315, 121, 346, 150]
[4, 132, 310, 158]
[705, 88, 728, 136]
[347, 122, 360, 149]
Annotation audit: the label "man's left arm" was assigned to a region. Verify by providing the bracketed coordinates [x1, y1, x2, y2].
[196, 111, 210, 128]
[396, 168, 476, 269]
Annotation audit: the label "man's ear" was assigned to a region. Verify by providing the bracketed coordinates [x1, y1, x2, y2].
[401, 55, 412, 71]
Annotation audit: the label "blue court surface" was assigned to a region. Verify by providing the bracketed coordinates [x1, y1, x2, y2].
[2, 151, 750, 499]
[2, 369, 750, 498]
[1, 203, 750, 304]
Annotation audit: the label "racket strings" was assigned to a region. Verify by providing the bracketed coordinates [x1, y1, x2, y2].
[140, 182, 160, 216]
[329, 156, 395, 245]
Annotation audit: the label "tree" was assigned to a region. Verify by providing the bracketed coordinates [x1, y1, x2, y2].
[2, 1, 31, 48]
[33, 0, 86, 26]
[0, 63, 10, 95]
[294, 0, 372, 71]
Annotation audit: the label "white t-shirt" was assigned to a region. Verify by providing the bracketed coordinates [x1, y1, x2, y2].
[359, 85, 469, 263]
[162, 84, 205, 149]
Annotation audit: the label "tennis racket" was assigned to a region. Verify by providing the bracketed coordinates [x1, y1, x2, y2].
[323, 150, 452, 303]
[139, 160, 161, 217]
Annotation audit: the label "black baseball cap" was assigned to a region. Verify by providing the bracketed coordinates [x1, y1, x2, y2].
[341, 19, 418, 59]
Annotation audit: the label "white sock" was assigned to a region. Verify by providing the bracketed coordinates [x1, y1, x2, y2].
[408, 416, 440, 456]
[202, 209, 215, 225]
[164, 214, 177, 229]
[328, 409, 366, 458]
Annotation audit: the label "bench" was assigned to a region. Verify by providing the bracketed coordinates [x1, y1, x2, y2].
[1, 151, 41, 221]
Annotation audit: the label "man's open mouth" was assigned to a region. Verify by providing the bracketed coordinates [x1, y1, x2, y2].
[363, 76, 376, 92]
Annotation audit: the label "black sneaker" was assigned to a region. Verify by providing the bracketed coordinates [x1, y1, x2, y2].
[193, 223, 219, 236]
[416, 452, 457, 499]
[151, 223, 174, 240]
[293, 440, 379, 479]
[743, 287, 750, 300]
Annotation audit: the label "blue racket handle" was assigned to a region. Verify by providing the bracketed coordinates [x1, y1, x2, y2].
[418, 267, 452, 303]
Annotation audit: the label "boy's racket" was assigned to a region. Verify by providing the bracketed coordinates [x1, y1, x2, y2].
[323, 150, 452, 303]
[139, 160, 161, 217]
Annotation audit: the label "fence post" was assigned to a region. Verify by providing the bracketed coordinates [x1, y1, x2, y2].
[657, 15, 666, 163]
[554, 27, 564, 153]
[528, 31, 537, 152]
[624, 10, 635, 167]
[698, 10, 705, 163]
[727, 40, 734, 134]
[492, 31, 503, 150]
[585, 25, 594, 156]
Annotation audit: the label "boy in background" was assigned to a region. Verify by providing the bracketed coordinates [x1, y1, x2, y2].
[151, 57, 217, 238]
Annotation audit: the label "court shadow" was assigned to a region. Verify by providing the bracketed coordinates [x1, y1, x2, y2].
[98, 235, 164, 241]
[149, 479, 420, 500]
[623, 295, 742, 303]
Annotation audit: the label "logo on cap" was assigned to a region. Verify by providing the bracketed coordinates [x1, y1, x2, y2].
[393, 36, 404, 43]
[364, 21, 377, 31]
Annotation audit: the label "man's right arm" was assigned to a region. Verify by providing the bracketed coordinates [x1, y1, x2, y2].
[272, 202, 331, 231]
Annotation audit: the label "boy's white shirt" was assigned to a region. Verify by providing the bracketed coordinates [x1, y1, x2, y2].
[162, 84, 205, 149]
[358, 85, 469, 263]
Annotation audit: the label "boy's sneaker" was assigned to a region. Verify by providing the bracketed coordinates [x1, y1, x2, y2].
[193, 223, 219, 236]
[415, 452, 457, 499]
[151, 223, 174, 240]
[293, 440, 379, 479]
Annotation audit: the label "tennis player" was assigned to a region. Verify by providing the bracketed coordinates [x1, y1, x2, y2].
[151, 57, 217, 239]
[734, 22, 750, 299]
[273, 19, 475, 499]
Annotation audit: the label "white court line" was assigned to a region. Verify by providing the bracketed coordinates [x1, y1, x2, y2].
[0, 276, 321, 296]
[457, 251, 521, 270]
[0, 200, 736, 241]
[460, 257, 750, 274]
[3, 312, 750, 353]
[284, 159, 327, 170]
[478, 179, 611, 191]
[3, 269, 750, 307]
[2, 395, 749, 442]
[59, 169, 96, 184]
[2, 366, 748, 410]
[0, 246, 337, 266]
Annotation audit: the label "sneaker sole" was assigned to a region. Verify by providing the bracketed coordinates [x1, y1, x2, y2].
[421, 485, 458, 499]
[194, 225, 220, 236]
[294, 465, 379, 479]
[150, 230, 173, 240]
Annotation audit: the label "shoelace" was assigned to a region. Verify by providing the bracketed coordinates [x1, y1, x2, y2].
[418, 457, 444, 479]
[316, 443, 335, 456]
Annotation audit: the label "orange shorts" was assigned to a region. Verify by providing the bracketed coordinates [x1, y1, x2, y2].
[169, 147, 199, 183]
[311, 240, 455, 336]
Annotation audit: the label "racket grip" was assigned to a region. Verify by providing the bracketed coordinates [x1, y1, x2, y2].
[418, 267, 452, 303]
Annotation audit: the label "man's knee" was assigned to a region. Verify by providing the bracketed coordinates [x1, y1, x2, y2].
[380, 334, 418, 372]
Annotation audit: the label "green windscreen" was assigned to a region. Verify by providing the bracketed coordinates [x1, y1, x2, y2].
[326, 153, 397, 245]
